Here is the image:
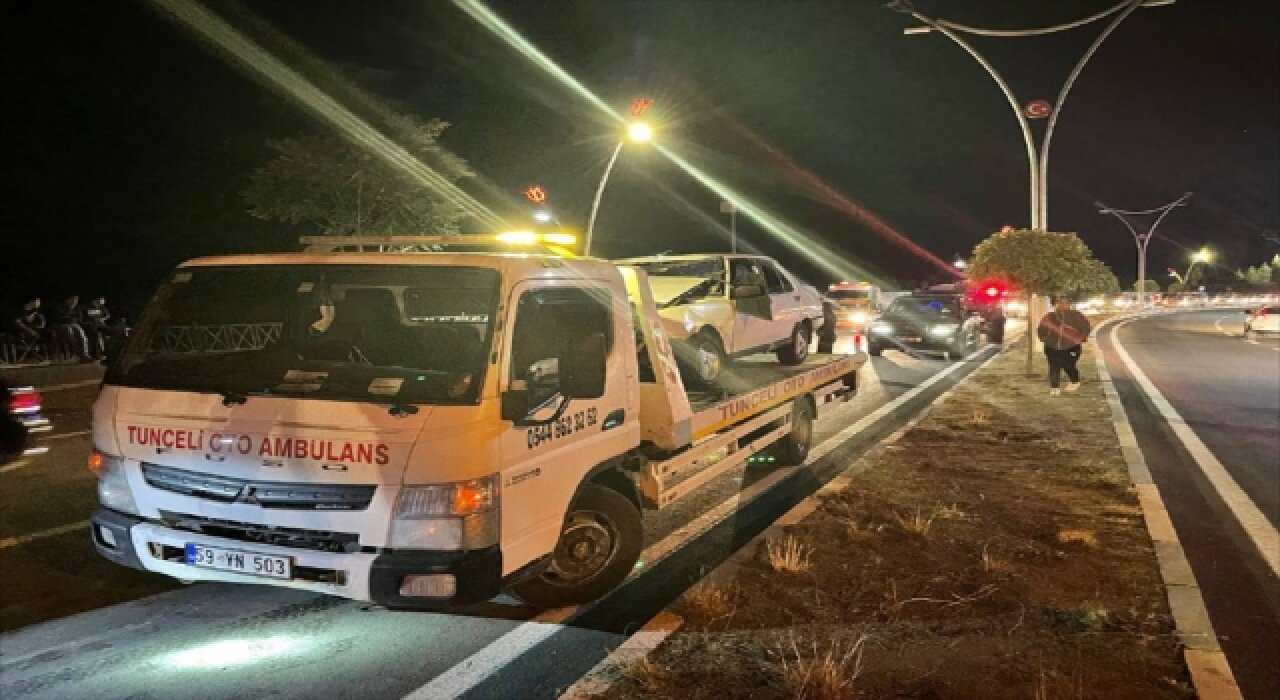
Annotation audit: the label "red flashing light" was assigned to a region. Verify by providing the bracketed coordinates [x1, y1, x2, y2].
[984, 286, 1000, 298]
[630, 98, 654, 117]
[523, 185, 547, 204]
[8, 387, 41, 414]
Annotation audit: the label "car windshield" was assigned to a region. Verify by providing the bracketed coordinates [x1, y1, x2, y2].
[107, 264, 500, 404]
[885, 298, 962, 317]
[630, 259, 726, 305]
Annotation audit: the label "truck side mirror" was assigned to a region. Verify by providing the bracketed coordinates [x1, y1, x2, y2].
[731, 284, 765, 299]
[500, 381, 532, 423]
[562, 332, 607, 399]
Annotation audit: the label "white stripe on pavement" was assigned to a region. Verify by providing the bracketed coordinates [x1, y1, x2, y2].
[0, 521, 91, 549]
[1109, 319, 1280, 579]
[403, 345, 998, 700]
[44, 429, 92, 441]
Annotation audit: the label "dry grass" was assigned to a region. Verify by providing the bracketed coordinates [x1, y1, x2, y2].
[971, 407, 991, 425]
[934, 502, 968, 520]
[776, 633, 869, 700]
[683, 581, 735, 619]
[894, 506, 935, 535]
[619, 656, 673, 694]
[766, 535, 813, 573]
[1057, 529, 1099, 547]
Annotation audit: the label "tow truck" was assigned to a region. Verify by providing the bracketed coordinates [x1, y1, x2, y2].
[89, 233, 863, 609]
[826, 281, 881, 331]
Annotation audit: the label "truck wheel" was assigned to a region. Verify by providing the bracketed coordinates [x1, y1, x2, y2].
[776, 322, 811, 366]
[507, 484, 642, 609]
[867, 344, 883, 357]
[769, 398, 814, 466]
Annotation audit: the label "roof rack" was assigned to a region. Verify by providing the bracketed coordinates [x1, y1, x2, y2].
[300, 232, 581, 256]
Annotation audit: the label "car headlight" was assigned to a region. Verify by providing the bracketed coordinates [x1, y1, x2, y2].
[848, 311, 869, 325]
[390, 476, 499, 550]
[870, 322, 892, 335]
[89, 449, 139, 515]
[929, 324, 959, 337]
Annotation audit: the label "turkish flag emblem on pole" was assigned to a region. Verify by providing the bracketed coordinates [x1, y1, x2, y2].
[1024, 100, 1053, 119]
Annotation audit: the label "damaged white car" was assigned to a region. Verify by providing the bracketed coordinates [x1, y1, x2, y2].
[618, 254, 825, 384]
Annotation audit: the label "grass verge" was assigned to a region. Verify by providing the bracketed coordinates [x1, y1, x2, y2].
[600, 339, 1192, 699]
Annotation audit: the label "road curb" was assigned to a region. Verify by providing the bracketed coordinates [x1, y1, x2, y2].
[554, 339, 1020, 699]
[1093, 316, 1242, 700]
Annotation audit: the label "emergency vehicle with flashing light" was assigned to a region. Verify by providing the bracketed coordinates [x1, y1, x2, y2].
[89, 232, 862, 609]
[826, 281, 881, 330]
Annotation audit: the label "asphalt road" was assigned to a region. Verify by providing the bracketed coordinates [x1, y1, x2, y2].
[0, 331, 1008, 700]
[1100, 309, 1280, 700]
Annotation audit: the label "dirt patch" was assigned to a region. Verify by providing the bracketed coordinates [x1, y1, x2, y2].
[600, 339, 1191, 699]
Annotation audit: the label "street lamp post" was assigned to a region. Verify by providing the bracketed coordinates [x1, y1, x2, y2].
[1097, 192, 1191, 307]
[1185, 248, 1212, 288]
[891, 0, 1174, 231]
[584, 121, 652, 257]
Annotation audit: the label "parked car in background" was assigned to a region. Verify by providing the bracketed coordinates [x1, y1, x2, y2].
[618, 254, 826, 384]
[867, 293, 983, 359]
[826, 281, 881, 331]
[1, 383, 51, 465]
[1243, 306, 1280, 339]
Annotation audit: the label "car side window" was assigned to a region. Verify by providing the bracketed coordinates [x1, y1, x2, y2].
[760, 263, 792, 294]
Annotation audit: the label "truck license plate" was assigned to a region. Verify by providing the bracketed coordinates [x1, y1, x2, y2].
[185, 543, 292, 580]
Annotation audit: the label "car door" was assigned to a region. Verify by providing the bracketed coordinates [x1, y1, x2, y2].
[760, 260, 802, 340]
[729, 258, 773, 352]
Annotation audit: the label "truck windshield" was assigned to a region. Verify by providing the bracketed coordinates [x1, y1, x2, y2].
[828, 289, 871, 301]
[107, 264, 500, 405]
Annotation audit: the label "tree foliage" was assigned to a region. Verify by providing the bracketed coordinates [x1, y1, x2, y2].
[1236, 263, 1275, 285]
[1167, 281, 1188, 294]
[1133, 279, 1161, 293]
[967, 229, 1119, 298]
[243, 116, 475, 235]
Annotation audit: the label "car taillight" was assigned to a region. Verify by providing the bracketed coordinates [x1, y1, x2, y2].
[8, 387, 41, 415]
[1258, 309, 1269, 318]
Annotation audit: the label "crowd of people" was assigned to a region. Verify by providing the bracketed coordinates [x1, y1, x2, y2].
[9, 295, 125, 363]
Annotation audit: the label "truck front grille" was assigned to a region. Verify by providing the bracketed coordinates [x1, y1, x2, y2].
[157, 510, 364, 554]
[142, 463, 376, 511]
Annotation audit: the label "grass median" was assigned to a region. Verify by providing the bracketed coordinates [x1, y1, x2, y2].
[603, 337, 1191, 699]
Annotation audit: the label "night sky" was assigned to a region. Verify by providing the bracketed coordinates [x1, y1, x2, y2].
[4, 0, 1277, 318]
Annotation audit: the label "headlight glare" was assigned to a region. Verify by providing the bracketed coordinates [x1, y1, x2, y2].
[93, 449, 139, 515]
[929, 324, 959, 337]
[870, 322, 892, 335]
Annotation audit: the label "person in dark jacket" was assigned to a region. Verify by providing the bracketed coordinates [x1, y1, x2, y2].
[1036, 296, 1091, 396]
[816, 298, 839, 354]
[12, 298, 46, 341]
[83, 296, 112, 359]
[51, 295, 92, 362]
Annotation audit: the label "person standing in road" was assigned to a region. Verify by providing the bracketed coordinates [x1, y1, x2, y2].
[1036, 295, 1091, 396]
[11, 297, 46, 342]
[83, 296, 112, 359]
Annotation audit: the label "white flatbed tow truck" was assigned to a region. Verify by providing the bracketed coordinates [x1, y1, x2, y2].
[89, 233, 863, 609]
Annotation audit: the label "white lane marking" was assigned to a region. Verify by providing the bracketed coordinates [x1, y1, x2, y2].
[34, 378, 101, 392]
[0, 520, 91, 549]
[1212, 316, 1237, 337]
[403, 345, 1002, 700]
[44, 429, 92, 441]
[1109, 319, 1280, 579]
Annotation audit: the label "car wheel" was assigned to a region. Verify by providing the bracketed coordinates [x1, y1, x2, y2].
[686, 331, 726, 386]
[507, 484, 642, 609]
[776, 322, 811, 366]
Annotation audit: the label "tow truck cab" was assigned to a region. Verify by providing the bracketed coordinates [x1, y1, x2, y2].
[90, 234, 860, 609]
[826, 282, 881, 329]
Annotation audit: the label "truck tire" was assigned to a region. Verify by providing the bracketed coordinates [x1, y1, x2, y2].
[769, 398, 814, 466]
[776, 322, 811, 366]
[506, 484, 642, 609]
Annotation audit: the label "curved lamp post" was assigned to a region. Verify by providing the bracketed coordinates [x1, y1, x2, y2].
[890, 0, 1175, 231]
[584, 121, 652, 256]
[1097, 192, 1192, 307]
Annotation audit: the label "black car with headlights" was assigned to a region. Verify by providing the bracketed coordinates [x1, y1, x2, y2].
[866, 294, 983, 359]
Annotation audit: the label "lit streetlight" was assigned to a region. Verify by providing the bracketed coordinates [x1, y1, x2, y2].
[584, 120, 652, 256]
[1097, 192, 1191, 307]
[1185, 247, 1212, 287]
[953, 256, 968, 271]
[890, 0, 1176, 231]
[532, 209, 553, 223]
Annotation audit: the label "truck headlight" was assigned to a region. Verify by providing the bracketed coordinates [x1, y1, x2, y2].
[390, 476, 499, 550]
[848, 311, 869, 325]
[929, 324, 959, 337]
[89, 449, 139, 516]
[870, 322, 892, 335]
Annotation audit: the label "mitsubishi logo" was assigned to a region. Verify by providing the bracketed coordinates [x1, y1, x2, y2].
[236, 485, 260, 505]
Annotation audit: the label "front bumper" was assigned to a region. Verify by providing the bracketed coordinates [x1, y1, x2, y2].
[868, 334, 955, 352]
[90, 508, 502, 609]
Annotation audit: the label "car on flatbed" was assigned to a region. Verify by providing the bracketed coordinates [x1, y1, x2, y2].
[1243, 306, 1280, 339]
[867, 292, 983, 359]
[89, 234, 862, 610]
[615, 254, 826, 385]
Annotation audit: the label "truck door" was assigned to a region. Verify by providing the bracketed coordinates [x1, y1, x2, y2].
[496, 281, 637, 575]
